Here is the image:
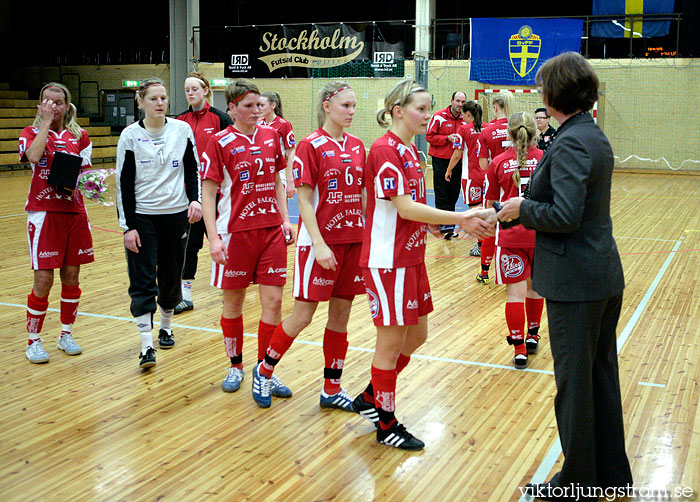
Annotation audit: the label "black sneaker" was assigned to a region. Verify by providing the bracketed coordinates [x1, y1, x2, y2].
[526, 335, 540, 354]
[513, 353, 528, 369]
[139, 347, 156, 369]
[174, 299, 193, 315]
[376, 422, 425, 450]
[158, 329, 175, 349]
[476, 272, 489, 284]
[353, 393, 379, 428]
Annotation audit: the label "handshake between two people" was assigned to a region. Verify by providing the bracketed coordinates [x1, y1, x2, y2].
[426, 196, 526, 241]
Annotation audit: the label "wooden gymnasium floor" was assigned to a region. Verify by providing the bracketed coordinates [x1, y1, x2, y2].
[0, 169, 698, 502]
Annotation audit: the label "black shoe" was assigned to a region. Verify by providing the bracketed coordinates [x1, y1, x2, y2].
[158, 329, 175, 349]
[353, 393, 379, 428]
[476, 272, 489, 284]
[376, 422, 425, 450]
[526, 335, 540, 354]
[139, 347, 156, 369]
[513, 353, 528, 369]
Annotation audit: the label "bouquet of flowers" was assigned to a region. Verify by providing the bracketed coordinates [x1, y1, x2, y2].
[78, 168, 116, 206]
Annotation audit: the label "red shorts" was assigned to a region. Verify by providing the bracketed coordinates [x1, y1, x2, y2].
[363, 263, 433, 326]
[494, 246, 534, 284]
[210, 226, 287, 290]
[27, 211, 94, 270]
[461, 177, 485, 206]
[293, 242, 364, 302]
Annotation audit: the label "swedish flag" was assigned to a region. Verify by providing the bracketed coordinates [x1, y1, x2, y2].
[592, 0, 674, 38]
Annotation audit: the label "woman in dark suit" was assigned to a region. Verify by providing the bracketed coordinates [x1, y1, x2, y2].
[498, 52, 633, 501]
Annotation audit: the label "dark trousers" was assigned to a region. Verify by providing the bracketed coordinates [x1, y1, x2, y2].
[126, 211, 189, 317]
[546, 292, 633, 494]
[182, 219, 206, 280]
[431, 156, 462, 233]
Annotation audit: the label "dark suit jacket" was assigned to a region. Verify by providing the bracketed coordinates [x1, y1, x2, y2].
[519, 112, 624, 302]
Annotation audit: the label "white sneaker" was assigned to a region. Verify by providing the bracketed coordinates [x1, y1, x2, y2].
[26, 340, 49, 364]
[57, 333, 82, 355]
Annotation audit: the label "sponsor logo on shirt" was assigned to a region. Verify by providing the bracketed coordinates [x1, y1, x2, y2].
[383, 178, 396, 191]
[250, 147, 262, 155]
[292, 167, 300, 180]
[354, 275, 364, 283]
[328, 179, 338, 190]
[322, 150, 335, 158]
[172, 160, 179, 168]
[218, 133, 235, 147]
[406, 299, 418, 309]
[240, 170, 250, 181]
[311, 135, 328, 148]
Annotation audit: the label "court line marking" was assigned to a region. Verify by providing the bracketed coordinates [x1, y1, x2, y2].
[0, 212, 26, 219]
[638, 381, 665, 388]
[0, 301, 555, 376]
[518, 236, 684, 501]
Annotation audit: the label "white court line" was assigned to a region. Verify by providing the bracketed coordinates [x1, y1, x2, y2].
[0, 301, 552, 375]
[518, 237, 683, 501]
[613, 235, 679, 243]
[638, 381, 666, 388]
[0, 212, 26, 219]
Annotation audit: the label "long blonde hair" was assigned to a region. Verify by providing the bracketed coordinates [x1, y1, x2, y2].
[32, 82, 82, 140]
[493, 90, 514, 119]
[507, 112, 537, 186]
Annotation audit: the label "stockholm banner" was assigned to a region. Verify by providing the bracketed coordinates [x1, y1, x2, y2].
[469, 18, 584, 86]
[225, 24, 405, 78]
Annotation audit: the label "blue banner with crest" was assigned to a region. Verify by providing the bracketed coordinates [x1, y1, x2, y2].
[469, 18, 584, 86]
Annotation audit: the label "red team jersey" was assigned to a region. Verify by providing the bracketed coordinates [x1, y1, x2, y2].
[361, 131, 428, 269]
[478, 117, 510, 162]
[485, 146, 543, 248]
[19, 127, 92, 213]
[292, 128, 365, 245]
[265, 116, 295, 153]
[202, 124, 286, 234]
[453, 122, 483, 182]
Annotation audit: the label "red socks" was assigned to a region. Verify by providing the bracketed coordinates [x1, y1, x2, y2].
[260, 322, 295, 378]
[60, 284, 81, 335]
[505, 301, 527, 356]
[526, 297, 544, 337]
[323, 328, 349, 394]
[362, 353, 411, 406]
[481, 236, 495, 270]
[221, 316, 244, 369]
[27, 292, 49, 343]
[371, 365, 398, 430]
[257, 320, 277, 362]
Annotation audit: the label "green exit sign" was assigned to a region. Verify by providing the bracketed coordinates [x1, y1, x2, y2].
[122, 80, 140, 88]
[210, 78, 230, 87]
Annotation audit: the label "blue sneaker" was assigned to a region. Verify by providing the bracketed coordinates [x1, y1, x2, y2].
[320, 388, 355, 411]
[252, 363, 272, 408]
[270, 374, 292, 398]
[222, 366, 244, 392]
